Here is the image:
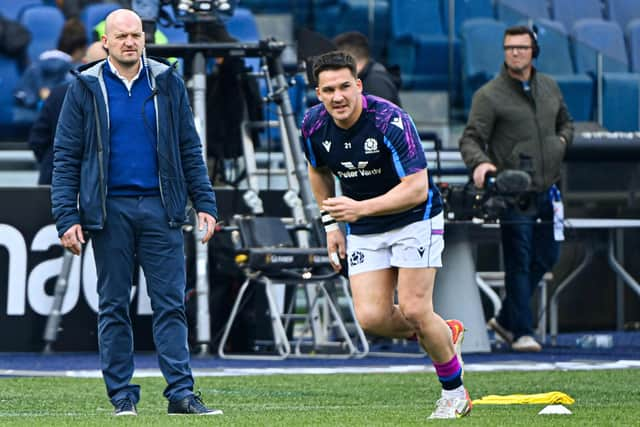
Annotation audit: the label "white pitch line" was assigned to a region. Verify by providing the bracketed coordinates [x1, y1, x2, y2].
[2, 360, 640, 378]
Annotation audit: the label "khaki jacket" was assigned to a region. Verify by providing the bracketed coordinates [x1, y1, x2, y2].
[459, 65, 574, 192]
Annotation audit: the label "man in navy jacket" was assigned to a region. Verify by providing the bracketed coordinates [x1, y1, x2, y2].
[51, 9, 220, 416]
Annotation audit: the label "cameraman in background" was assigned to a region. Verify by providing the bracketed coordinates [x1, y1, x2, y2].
[459, 25, 573, 352]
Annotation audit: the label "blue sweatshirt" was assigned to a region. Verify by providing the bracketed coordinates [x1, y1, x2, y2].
[103, 62, 159, 196]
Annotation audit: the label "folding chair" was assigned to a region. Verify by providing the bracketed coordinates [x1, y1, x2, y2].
[217, 216, 368, 360]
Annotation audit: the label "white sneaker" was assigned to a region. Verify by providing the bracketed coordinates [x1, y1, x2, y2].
[512, 335, 542, 352]
[428, 389, 472, 419]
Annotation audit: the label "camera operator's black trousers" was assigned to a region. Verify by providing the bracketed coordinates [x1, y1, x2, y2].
[498, 191, 559, 340]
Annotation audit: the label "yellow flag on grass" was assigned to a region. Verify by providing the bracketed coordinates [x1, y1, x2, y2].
[473, 391, 575, 405]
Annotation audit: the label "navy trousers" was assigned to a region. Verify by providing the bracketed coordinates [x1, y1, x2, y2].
[498, 191, 559, 340]
[91, 196, 193, 405]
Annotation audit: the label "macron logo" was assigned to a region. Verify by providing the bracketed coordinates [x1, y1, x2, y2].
[322, 140, 332, 152]
[341, 161, 369, 170]
[391, 116, 403, 130]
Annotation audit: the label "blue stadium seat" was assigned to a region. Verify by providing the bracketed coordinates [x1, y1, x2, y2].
[434, 0, 495, 106]
[387, 0, 450, 90]
[627, 19, 640, 72]
[289, 1, 312, 30]
[305, 1, 388, 60]
[79, 3, 120, 42]
[0, 0, 42, 20]
[19, 5, 65, 64]
[312, 1, 342, 41]
[532, 19, 594, 121]
[460, 18, 506, 112]
[603, 73, 640, 131]
[240, 0, 291, 13]
[532, 19, 571, 74]
[159, 24, 188, 43]
[607, 0, 640, 35]
[389, 0, 443, 41]
[240, 0, 311, 31]
[443, 0, 494, 35]
[572, 19, 639, 131]
[496, 0, 549, 25]
[226, 7, 261, 71]
[572, 19, 628, 74]
[332, 0, 389, 61]
[226, 7, 260, 42]
[550, 0, 603, 34]
[553, 74, 595, 122]
[441, 0, 495, 106]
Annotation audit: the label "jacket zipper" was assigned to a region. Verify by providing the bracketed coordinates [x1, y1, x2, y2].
[92, 95, 107, 225]
[528, 82, 546, 190]
[154, 87, 166, 210]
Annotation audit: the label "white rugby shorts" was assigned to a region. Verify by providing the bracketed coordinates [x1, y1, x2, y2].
[346, 212, 445, 276]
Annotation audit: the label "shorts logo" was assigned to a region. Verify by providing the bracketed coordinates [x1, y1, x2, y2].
[364, 138, 379, 154]
[417, 247, 425, 258]
[349, 250, 365, 266]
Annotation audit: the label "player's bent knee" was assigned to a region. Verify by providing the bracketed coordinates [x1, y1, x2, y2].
[398, 304, 431, 329]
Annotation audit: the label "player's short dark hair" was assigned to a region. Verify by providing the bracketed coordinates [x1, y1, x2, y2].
[312, 51, 358, 83]
[57, 18, 88, 55]
[332, 31, 370, 62]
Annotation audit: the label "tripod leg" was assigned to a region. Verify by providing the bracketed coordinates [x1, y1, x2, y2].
[42, 250, 75, 353]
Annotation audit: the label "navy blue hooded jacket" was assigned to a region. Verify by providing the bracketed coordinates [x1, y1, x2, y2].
[51, 57, 217, 237]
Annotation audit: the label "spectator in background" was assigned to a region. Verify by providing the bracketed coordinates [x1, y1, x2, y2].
[28, 41, 107, 185]
[333, 31, 402, 107]
[14, 18, 88, 122]
[459, 26, 573, 352]
[0, 14, 31, 62]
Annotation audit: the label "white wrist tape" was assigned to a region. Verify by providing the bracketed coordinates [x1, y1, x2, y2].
[321, 210, 339, 232]
[324, 223, 339, 232]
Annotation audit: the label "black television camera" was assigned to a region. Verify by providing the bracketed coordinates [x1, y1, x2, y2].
[153, 0, 237, 42]
[439, 169, 534, 222]
[171, 0, 233, 19]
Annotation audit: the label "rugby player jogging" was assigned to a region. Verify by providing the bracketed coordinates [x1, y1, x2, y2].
[301, 51, 471, 419]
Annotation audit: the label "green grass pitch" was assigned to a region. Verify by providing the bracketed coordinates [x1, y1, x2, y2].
[0, 369, 638, 425]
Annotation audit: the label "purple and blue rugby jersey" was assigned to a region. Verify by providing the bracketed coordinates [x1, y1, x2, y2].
[301, 94, 443, 235]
